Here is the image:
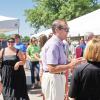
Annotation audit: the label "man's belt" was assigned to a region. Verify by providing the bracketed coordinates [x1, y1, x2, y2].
[44, 71, 64, 75]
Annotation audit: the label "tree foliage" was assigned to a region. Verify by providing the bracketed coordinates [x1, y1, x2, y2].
[0, 33, 8, 39]
[25, 0, 100, 31]
[0, 33, 30, 44]
[22, 36, 30, 42]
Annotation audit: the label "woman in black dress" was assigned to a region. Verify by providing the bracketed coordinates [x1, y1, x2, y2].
[0, 38, 29, 100]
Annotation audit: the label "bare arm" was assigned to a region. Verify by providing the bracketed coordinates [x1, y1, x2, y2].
[0, 49, 3, 94]
[47, 58, 85, 73]
[0, 82, 3, 94]
[0, 49, 4, 59]
[33, 53, 40, 61]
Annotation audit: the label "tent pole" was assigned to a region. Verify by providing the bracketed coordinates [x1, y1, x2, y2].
[18, 19, 20, 34]
[18, 26, 19, 34]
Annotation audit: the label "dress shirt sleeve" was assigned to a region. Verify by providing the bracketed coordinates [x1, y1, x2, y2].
[46, 44, 60, 65]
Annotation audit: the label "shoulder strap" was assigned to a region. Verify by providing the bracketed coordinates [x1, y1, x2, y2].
[1, 48, 5, 60]
[81, 63, 90, 72]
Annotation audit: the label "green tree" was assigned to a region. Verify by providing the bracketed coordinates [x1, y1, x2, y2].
[22, 36, 30, 42]
[0, 33, 7, 39]
[25, 0, 100, 31]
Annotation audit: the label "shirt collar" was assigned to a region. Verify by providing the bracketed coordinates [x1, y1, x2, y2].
[52, 35, 64, 46]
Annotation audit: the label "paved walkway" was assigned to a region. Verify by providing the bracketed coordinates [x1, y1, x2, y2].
[0, 89, 43, 100]
[0, 69, 43, 100]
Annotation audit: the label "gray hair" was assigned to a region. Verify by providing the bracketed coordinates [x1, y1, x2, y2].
[51, 19, 66, 33]
[84, 32, 94, 41]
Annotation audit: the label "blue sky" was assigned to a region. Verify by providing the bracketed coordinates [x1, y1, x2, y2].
[0, 0, 100, 37]
[0, 0, 34, 36]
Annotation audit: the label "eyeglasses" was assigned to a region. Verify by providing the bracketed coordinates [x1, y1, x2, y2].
[61, 27, 69, 33]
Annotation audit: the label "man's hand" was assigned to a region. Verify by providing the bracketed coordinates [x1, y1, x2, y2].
[70, 57, 86, 69]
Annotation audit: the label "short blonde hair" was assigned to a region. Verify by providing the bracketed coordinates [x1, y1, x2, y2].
[84, 37, 100, 62]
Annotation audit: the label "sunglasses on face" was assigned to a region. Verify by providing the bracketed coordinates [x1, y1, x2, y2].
[61, 27, 69, 33]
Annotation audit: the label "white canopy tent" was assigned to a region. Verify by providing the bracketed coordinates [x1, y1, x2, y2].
[32, 9, 100, 38]
[32, 29, 52, 38]
[68, 9, 100, 37]
[0, 15, 19, 33]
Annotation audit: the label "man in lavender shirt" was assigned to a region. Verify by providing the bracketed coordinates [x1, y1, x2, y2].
[41, 19, 82, 100]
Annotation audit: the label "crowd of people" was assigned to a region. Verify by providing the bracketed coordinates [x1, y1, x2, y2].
[0, 19, 100, 100]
